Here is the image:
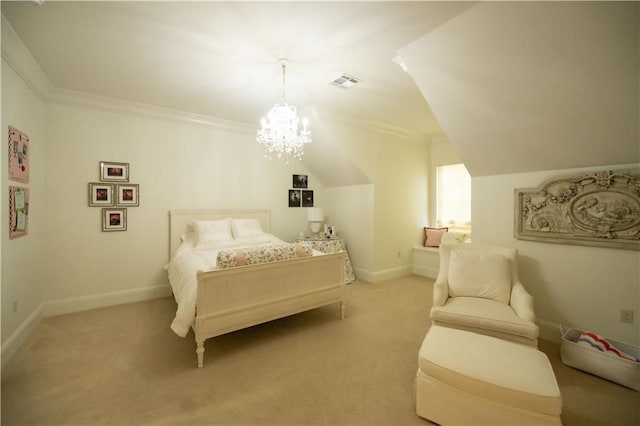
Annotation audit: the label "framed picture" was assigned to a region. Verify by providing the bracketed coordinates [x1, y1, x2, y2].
[288, 189, 301, 207]
[116, 184, 139, 206]
[88, 182, 114, 206]
[324, 224, 335, 238]
[302, 190, 314, 207]
[292, 174, 308, 188]
[100, 161, 129, 182]
[9, 186, 29, 239]
[8, 126, 30, 183]
[102, 208, 127, 232]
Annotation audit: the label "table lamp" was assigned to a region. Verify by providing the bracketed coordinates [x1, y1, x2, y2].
[307, 207, 324, 236]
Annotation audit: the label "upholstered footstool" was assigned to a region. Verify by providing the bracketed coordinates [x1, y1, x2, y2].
[416, 325, 562, 425]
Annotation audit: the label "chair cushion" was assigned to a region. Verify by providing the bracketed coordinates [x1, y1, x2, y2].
[418, 326, 562, 416]
[448, 250, 511, 304]
[430, 297, 539, 340]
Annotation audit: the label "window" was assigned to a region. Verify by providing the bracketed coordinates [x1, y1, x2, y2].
[436, 163, 471, 232]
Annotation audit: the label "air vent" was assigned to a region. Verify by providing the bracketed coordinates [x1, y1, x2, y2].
[331, 74, 361, 89]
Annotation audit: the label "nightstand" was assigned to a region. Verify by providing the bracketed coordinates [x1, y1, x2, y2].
[295, 236, 355, 283]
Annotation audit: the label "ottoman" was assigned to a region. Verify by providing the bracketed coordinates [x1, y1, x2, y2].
[416, 325, 562, 425]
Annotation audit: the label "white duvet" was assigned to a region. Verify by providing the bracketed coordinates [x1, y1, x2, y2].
[166, 234, 289, 337]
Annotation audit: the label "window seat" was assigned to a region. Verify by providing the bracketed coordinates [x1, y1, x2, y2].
[412, 245, 440, 279]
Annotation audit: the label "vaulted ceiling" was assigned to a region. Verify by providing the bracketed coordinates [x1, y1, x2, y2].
[3, 1, 638, 178]
[1, 1, 473, 136]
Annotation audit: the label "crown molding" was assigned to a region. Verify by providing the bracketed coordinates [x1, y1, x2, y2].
[1, 15, 255, 134]
[311, 107, 430, 144]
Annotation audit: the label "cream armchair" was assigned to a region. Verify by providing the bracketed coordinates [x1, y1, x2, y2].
[430, 243, 539, 347]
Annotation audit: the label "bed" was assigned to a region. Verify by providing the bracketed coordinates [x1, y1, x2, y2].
[166, 209, 346, 367]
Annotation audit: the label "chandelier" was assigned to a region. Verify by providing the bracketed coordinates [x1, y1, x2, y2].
[257, 59, 311, 163]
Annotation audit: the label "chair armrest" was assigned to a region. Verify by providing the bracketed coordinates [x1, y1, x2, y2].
[432, 276, 449, 307]
[510, 281, 536, 322]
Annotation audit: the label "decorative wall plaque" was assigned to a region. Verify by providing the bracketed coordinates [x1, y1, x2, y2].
[515, 168, 640, 250]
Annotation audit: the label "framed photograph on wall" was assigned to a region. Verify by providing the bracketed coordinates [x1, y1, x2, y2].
[116, 184, 139, 207]
[292, 174, 308, 188]
[102, 208, 127, 231]
[302, 190, 314, 207]
[88, 182, 114, 206]
[288, 189, 301, 207]
[100, 161, 129, 182]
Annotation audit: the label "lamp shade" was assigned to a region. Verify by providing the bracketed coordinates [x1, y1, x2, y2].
[307, 207, 324, 222]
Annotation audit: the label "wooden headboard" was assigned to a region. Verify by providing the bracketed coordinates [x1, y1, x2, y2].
[168, 209, 271, 259]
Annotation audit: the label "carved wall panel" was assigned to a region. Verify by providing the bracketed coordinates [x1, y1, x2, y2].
[515, 168, 640, 250]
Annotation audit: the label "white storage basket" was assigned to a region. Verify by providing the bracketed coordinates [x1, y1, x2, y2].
[560, 327, 639, 391]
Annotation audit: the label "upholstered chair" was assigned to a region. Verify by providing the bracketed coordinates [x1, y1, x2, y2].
[430, 243, 539, 347]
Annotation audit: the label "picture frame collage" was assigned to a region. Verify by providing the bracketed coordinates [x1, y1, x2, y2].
[288, 174, 314, 207]
[88, 161, 140, 231]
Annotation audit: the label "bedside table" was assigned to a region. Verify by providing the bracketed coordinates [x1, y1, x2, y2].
[296, 236, 355, 283]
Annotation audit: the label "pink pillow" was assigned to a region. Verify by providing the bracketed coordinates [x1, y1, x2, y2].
[424, 227, 448, 247]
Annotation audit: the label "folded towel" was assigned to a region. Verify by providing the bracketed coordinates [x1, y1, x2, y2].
[577, 332, 639, 362]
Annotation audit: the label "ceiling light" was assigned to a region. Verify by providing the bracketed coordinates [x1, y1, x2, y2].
[257, 59, 311, 163]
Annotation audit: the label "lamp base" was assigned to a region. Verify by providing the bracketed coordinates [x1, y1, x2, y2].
[309, 221, 323, 235]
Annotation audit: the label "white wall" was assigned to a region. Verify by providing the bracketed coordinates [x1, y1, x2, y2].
[317, 113, 429, 282]
[41, 101, 324, 312]
[473, 164, 640, 346]
[1, 58, 47, 364]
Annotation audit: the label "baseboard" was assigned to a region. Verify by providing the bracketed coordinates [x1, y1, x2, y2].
[42, 284, 173, 318]
[537, 319, 562, 344]
[412, 264, 438, 279]
[1, 304, 43, 370]
[353, 265, 412, 283]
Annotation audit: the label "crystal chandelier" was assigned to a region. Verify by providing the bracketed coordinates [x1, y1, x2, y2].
[257, 59, 311, 163]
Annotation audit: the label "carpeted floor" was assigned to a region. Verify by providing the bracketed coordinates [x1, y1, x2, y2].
[1, 275, 638, 425]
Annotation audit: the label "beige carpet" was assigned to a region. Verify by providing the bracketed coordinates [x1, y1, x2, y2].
[2, 275, 638, 425]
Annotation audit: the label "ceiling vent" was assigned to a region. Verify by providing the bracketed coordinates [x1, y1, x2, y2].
[331, 74, 361, 89]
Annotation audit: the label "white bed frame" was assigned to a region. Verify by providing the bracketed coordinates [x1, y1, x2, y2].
[169, 209, 346, 368]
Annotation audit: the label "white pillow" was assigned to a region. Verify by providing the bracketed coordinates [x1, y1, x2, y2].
[231, 218, 265, 240]
[448, 250, 511, 304]
[192, 218, 234, 249]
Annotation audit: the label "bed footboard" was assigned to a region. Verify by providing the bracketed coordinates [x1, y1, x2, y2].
[194, 252, 345, 367]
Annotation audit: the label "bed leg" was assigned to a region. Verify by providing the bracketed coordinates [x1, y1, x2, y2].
[340, 300, 345, 320]
[196, 341, 205, 368]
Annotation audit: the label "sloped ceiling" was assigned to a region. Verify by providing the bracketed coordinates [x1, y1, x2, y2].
[398, 1, 639, 177]
[1, 1, 474, 136]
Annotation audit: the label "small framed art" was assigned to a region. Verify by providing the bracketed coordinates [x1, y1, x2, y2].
[293, 174, 308, 188]
[88, 183, 114, 206]
[288, 190, 301, 207]
[100, 161, 129, 182]
[302, 190, 314, 207]
[102, 208, 127, 232]
[116, 184, 139, 207]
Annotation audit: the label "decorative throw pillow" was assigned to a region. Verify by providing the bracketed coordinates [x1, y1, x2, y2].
[448, 250, 511, 304]
[192, 218, 234, 249]
[424, 227, 448, 247]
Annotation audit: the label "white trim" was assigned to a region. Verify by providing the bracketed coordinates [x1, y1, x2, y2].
[1, 305, 43, 369]
[537, 319, 562, 344]
[353, 265, 412, 283]
[42, 285, 173, 318]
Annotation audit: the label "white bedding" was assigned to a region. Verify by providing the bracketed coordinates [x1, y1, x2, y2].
[166, 234, 314, 337]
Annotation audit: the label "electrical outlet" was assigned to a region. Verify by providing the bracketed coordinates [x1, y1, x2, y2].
[620, 309, 634, 324]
